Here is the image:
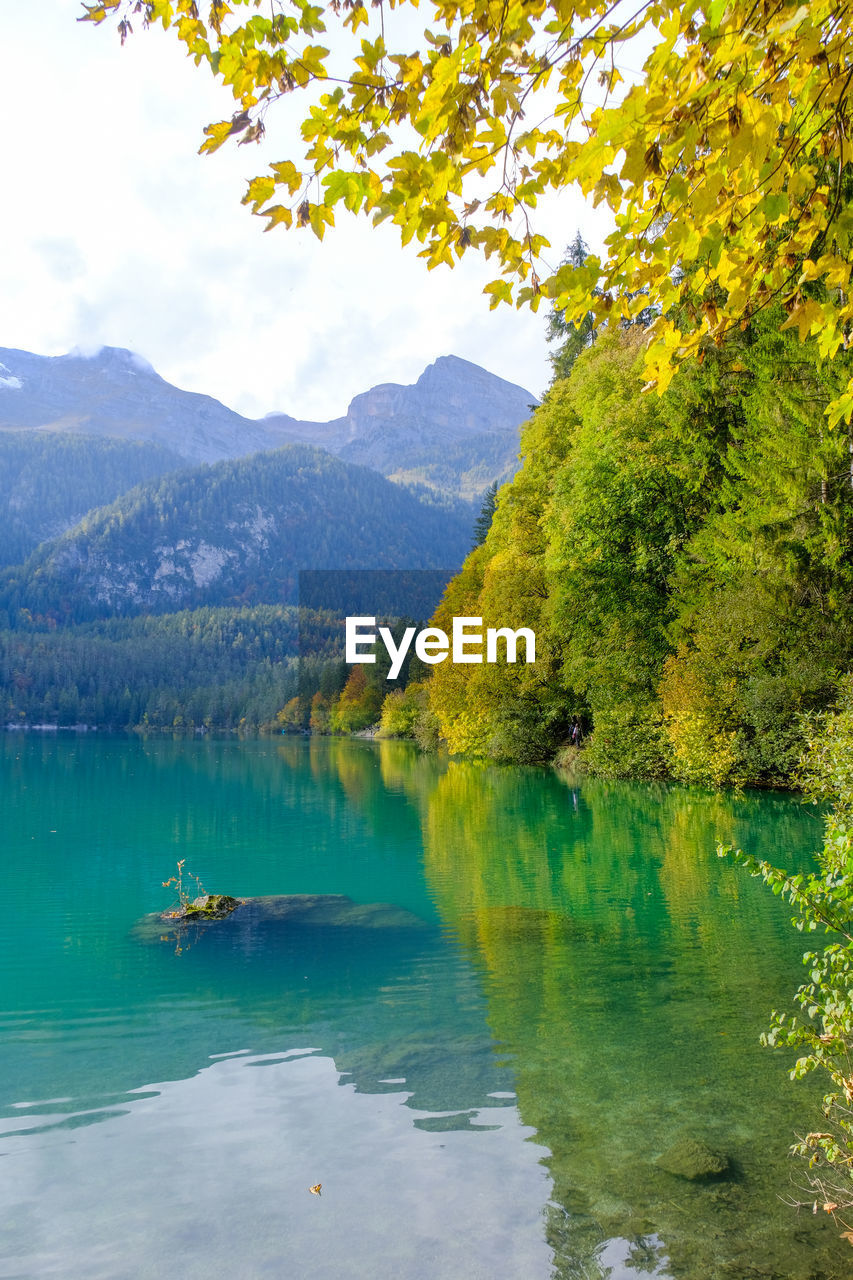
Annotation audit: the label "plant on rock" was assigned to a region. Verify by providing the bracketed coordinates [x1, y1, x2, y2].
[162, 859, 239, 920]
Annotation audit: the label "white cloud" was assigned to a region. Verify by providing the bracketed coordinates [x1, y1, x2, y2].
[67, 343, 106, 359]
[0, 0, 610, 421]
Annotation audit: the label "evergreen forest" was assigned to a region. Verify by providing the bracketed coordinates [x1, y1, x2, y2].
[0, 432, 185, 567]
[1, 606, 333, 731]
[0, 444, 474, 626]
[0, 440, 473, 732]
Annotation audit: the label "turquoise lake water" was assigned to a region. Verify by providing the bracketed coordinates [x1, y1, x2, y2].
[0, 734, 849, 1278]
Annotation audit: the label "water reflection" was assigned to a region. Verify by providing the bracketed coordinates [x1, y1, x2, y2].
[2, 1051, 552, 1280]
[0, 735, 847, 1278]
[404, 753, 840, 1279]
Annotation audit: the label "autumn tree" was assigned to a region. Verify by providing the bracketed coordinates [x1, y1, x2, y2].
[84, 0, 853, 423]
[329, 662, 383, 731]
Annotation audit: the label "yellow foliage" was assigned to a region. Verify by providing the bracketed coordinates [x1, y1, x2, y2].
[83, 0, 853, 426]
[329, 664, 382, 733]
[378, 682, 429, 738]
[309, 690, 331, 733]
[276, 695, 304, 729]
[660, 647, 739, 787]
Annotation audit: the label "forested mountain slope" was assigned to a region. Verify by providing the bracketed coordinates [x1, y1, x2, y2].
[0, 444, 473, 625]
[0, 432, 185, 567]
[0, 605, 354, 729]
[422, 315, 853, 785]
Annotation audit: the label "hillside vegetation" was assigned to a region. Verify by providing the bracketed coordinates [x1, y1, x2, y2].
[0, 604, 352, 731]
[406, 314, 853, 786]
[0, 444, 475, 626]
[0, 432, 184, 567]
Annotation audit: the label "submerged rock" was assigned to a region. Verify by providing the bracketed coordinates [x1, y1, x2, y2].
[655, 1137, 731, 1182]
[133, 893, 428, 944]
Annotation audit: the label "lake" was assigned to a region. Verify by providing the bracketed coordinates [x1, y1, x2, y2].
[0, 734, 848, 1278]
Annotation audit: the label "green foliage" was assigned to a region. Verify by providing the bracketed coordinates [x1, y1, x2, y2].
[428, 555, 569, 764]
[471, 482, 498, 550]
[542, 328, 700, 775]
[428, 328, 696, 769]
[580, 705, 669, 782]
[378, 681, 431, 741]
[425, 315, 853, 780]
[720, 678, 853, 1221]
[661, 317, 853, 784]
[546, 234, 597, 383]
[85, 0, 853, 425]
[660, 645, 740, 786]
[0, 432, 183, 568]
[388, 440, 519, 503]
[0, 604, 314, 730]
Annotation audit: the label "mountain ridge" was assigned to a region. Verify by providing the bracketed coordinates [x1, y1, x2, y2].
[0, 346, 536, 497]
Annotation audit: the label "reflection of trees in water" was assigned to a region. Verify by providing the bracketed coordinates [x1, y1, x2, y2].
[359, 751, 844, 1280]
[40, 734, 837, 1279]
[10, 736, 844, 1275]
[109, 734, 838, 1278]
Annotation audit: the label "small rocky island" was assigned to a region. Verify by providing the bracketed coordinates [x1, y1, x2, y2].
[163, 894, 242, 921]
[132, 893, 429, 945]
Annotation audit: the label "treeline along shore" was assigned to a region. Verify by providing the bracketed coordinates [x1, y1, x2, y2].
[310, 311, 853, 789]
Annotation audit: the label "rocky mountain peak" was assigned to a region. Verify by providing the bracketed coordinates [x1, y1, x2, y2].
[0, 344, 537, 497]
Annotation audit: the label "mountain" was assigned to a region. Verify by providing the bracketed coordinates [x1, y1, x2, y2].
[0, 431, 185, 567]
[0, 346, 536, 497]
[0, 444, 473, 625]
[0, 345, 272, 463]
[261, 355, 537, 498]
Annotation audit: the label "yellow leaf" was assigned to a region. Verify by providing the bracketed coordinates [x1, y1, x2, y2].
[198, 121, 233, 156]
[781, 298, 825, 343]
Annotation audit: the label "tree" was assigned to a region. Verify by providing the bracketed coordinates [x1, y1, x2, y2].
[329, 662, 382, 731]
[471, 480, 498, 549]
[660, 309, 853, 784]
[418, 311, 853, 778]
[84, 0, 853, 423]
[546, 233, 598, 383]
[377, 681, 428, 737]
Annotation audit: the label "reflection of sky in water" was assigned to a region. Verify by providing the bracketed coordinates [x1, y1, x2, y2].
[2, 1051, 555, 1280]
[1, 735, 849, 1279]
[596, 1237, 673, 1280]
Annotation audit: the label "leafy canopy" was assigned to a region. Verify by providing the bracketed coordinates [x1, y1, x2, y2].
[82, 0, 853, 420]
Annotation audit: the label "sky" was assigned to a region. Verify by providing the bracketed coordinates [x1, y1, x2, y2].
[0, 0, 607, 421]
